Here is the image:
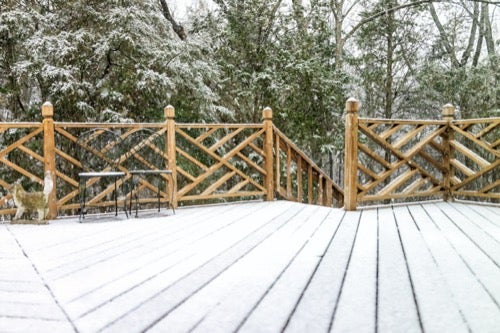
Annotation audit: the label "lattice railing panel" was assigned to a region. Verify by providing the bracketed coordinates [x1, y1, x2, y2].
[450, 119, 499, 200]
[0, 124, 45, 219]
[175, 124, 266, 203]
[53, 124, 169, 215]
[357, 120, 447, 202]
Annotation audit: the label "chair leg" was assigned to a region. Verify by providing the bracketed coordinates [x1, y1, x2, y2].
[135, 189, 139, 218]
[128, 178, 133, 216]
[114, 178, 118, 216]
[122, 176, 128, 219]
[157, 186, 161, 213]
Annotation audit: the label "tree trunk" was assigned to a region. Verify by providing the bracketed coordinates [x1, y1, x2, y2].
[158, 0, 187, 40]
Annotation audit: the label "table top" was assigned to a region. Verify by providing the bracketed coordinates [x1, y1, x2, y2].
[129, 170, 172, 175]
[79, 171, 126, 177]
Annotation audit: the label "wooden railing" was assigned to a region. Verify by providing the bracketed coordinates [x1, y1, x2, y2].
[344, 98, 499, 210]
[274, 127, 343, 206]
[0, 104, 342, 220]
[1, 99, 497, 220]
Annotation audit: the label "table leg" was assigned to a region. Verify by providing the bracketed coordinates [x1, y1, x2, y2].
[114, 178, 118, 216]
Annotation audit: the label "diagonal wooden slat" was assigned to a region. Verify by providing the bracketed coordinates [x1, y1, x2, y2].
[176, 146, 209, 171]
[0, 157, 43, 184]
[417, 149, 446, 173]
[228, 179, 250, 194]
[393, 125, 426, 149]
[177, 166, 197, 182]
[87, 177, 128, 206]
[491, 138, 500, 149]
[16, 145, 43, 163]
[450, 159, 475, 177]
[358, 143, 392, 169]
[201, 171, 237, 196]
[379, 169, 419, 196]
[404, 126, 447, 158]
[0, 127, 43, 158]
[451, 160, 500, 191]
[475, 121, 498, 140]
[479, 179, 500, 193]
[236, 151, 266, 175]
[402, 177, 429, 194]
[380, 124, 405, 140]
[450, 124, 500, 158]
[195, 127, 219, 143]
[450, 140, 490, 168]
[358, 164, 379, 181]
[209, 128, 244, 152]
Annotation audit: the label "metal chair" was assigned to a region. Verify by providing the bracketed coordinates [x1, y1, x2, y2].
[123, 128, 175, 217]
[77, 128, 129, 222]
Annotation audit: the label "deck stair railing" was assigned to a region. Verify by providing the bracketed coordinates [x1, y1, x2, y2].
[0, 99, 498, 219]
[273, 126, 344, 207]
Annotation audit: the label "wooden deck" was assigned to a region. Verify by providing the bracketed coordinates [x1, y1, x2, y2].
[0, 201, 499, 333]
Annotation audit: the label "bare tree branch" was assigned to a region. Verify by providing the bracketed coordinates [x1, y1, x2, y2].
[343, 0, 499, 43]
[158, 0, 187, 40]
[460, 1, 479, 66]
[429, 2, 460, 67]
[344, 0, 433, 42]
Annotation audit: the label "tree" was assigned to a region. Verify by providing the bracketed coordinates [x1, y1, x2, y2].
[417, 0, 499, 118]
[0, 0, 220, 122]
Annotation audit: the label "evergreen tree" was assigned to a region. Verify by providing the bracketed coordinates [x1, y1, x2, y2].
[0, 0, 220, 122]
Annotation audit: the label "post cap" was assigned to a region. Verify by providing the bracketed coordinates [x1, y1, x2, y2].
[42, 101, 53, 118]
[345, 98, 359, 113]
[164, 105, 175, 119]
[262, 107, 272, 120]
[442, 103, 455, 121]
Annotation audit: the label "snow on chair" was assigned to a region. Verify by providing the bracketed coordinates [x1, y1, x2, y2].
[122, 128, 174, 217]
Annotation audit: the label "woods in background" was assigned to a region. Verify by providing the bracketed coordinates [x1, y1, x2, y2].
[1, 0, 499, 176]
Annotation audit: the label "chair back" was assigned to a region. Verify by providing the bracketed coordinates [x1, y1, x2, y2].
[123, 128, 168, 172]
[76, 128, 127, 172]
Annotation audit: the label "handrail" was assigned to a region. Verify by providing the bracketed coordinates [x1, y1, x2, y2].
[273, 126, 344, 207]
[1, 99, 497, 220]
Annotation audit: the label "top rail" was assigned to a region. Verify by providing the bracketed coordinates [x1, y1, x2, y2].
[359, 118, 447, 125]
[0, 123, 42, 129]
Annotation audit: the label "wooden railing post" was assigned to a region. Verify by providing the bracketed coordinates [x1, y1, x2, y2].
[263, 107, 274, 201]
[344, 98, 359, 211]
[165, 105, 178, 208]
[42, 102, 57, 219]
[442, 103, 455, 201]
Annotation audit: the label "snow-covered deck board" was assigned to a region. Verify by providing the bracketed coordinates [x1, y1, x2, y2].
[1, 201, 499, 333]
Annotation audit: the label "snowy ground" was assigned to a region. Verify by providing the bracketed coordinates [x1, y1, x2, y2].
[0, 201, 499, 333]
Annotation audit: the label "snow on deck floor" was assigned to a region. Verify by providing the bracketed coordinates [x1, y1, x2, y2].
[0, 201, 499, 333]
